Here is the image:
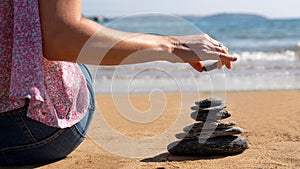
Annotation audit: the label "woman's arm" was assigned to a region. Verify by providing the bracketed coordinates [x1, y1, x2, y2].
[39, 0, 236, 71]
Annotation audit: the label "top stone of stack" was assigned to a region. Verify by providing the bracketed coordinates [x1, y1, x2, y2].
[195, 97, 224, 108]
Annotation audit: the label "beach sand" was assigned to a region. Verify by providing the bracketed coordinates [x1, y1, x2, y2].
[16, 90, 300, 168]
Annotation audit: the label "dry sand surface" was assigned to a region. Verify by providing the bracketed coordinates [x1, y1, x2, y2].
[7, 90, 300, 169]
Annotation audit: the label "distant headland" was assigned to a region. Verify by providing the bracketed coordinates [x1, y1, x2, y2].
[85, 13, 268, 23]
[198, 13, 267, 20]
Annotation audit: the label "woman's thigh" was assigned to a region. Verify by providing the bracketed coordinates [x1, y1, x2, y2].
[0, 106, 85, 165]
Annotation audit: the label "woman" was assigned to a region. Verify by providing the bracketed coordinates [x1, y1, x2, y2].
[0, 0, 237, 165]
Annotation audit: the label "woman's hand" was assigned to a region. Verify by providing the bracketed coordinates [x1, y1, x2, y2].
[168, 34, 237, 72]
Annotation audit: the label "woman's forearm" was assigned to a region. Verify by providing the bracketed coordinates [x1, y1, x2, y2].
[75, 20, 179, 65]
[39, 0, 176, 65]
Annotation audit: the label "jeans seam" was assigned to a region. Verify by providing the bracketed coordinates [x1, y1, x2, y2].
[80, 64, 92, 79]
[0, 150, 9, 165]
[17, 112, 37, 143]
[86, 81, 96, 111]
[74, 124, 86, 138]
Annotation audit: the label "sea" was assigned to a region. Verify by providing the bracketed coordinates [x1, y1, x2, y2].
[88, 13, 300, 93]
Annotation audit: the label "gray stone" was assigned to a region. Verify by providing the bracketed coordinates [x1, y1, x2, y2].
[167, 136, 248, 156]
[191, 104, 227, 112]
[175, 127, 243, 140]
[191, 110, 231, 121]
[195, 98, 224, 108]
[183, 121, 236, 132]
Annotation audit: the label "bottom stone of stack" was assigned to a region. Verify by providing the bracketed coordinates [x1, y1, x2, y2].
[167, 136, 248, 156]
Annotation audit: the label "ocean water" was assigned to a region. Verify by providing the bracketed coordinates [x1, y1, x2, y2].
[89, 14, 300, 93]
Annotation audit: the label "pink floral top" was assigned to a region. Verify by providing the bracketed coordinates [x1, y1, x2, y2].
[0, 0, 89, 128]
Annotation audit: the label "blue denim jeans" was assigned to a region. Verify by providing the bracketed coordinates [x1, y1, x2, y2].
[0, 64, 95, 166]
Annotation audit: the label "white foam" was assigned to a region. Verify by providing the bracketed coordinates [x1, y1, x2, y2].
[87, 50, 300, 93]
[233, 50, 298, 62]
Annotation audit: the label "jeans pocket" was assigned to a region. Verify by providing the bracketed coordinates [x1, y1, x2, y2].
[1, 129, 65, 165]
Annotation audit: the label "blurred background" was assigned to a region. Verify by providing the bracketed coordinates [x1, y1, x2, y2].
[82, 0, 300, 93]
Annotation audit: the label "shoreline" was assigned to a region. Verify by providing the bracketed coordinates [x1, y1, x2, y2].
[36, 90, 300, 168]
[94, 88, 300, 94]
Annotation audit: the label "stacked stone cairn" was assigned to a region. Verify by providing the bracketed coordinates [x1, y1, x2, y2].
[167, 98, 248, 156]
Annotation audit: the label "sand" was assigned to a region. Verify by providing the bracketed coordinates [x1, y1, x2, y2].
[8, 90, 300, 169]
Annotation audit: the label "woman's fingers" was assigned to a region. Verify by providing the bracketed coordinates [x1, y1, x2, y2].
[190, 60, 232, 73]
[204, 34, 230, 54]
[218, 53, 237, 62]
[218, 60, 232, 69]
[214, 46, 229, 54]
[224, 60, 232, 69]
[189, 59, 234, 73]
[200, 51, 237, 62]
[189, 61, 204, 72]
[208, 38, 220, 47]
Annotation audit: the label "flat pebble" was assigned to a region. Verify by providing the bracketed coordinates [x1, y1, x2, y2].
[195, 97, 224, 108]
[183, 121, 236, 132]
[191, 104, 227, 111]
[191, 110, 231, 121]
[175, 127, 243, 140]
[168, 136, 248, 156]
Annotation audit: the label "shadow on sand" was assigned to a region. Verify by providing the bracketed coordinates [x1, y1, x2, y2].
[140, 152, 233, 163]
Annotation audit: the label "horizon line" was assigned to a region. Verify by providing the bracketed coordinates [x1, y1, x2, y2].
[83, 12, 300, 20]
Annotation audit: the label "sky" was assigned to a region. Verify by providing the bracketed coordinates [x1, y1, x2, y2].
[82, 0, 300, 19]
